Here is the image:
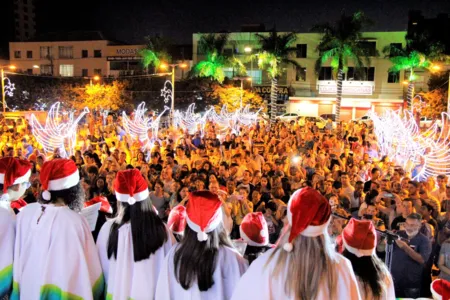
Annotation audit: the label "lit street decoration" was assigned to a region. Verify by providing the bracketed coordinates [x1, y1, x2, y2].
[31, 102, 89, 158]
[161, 80, 172, 104]
[369, 109, 450, 180]
[3, 77, 15, 97]
[122, 102, 169, 150]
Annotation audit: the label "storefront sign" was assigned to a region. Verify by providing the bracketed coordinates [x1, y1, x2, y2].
[253, 85, 289, 96]
[318, 82, 373, 95]
[115, 48, 139, 55]
[107, 56, 141, 61]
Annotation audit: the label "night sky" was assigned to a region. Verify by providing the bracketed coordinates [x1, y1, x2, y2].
[35, 0, 450, 44]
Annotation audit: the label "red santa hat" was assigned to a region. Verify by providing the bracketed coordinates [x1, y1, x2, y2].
[168, 205, 187, 235]
[114, 169, 149, 205]
[186, 191, 223, 241]
[0, 157, 31, 193]
[284, 187, 331, 252]
[84, 196, 113, 214]
[40, 159, 80, 201]
[342, 218, 376, 257]
[240, 212, 269, 247]
[431, 279, 450, 300]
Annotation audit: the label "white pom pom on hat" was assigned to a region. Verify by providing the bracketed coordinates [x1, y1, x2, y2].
[42, 190, 51, 201]
[197, 231, 208, 242]
[283, 242, 293, 252]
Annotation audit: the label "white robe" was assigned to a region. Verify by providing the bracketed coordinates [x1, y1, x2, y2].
[11, 203, 104, 300]
[0, 207, 14, 298]
[96, 220, 176, 300]
[231, 248, 361, 300]
[155, 245, 248, 300]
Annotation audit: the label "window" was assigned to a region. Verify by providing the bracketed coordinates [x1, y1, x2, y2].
[40, 65, 52, 75]
[59, 64, 74, 77]
[14, 51, 21, 58]
[23, 6, 27, 12]
[59, 46, 73, 59]
[82, 69, 88, 77]
[296, 44, 307, 58]
[247, 69, 262, 85]
[94, 50, 102, 58]
[24, 22, 28, 29]
[82, 50, 88, 58]
[26, 50, 32, 58]
[388, 71, 400, 83]
[389, 43, 402, 56]
[40, 46, 52, 59]
[347, 67, 375, 81]
[94, 69, 101, 75]
[24, 15, 28, 21]
[296, 66, 306, 81]
[318, 67, 333, 80]
[358, 41, 377, 56]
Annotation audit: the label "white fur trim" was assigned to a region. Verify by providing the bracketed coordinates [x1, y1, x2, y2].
[0, 173, 4, 184]
[115, 189, 149, 204]
[342, 235, 375, 257]
[431, 280, 443, 300]
[0, 193, 9, 201]
[13, 169, 31, 185]
[186, 207, 223, 241]
[239, 226, 268, 247]
[47, 171, 80, 191]
[301, 218, 331, 237]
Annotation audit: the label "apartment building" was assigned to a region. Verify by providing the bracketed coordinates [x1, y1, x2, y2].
[193, 31, 423, 120]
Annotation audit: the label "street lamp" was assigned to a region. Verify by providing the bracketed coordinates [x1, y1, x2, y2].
[159, 62, 188, 122]
[233, 76, 252, 108]
[1, 65, 16, 113]
[90, 75, 100, 86]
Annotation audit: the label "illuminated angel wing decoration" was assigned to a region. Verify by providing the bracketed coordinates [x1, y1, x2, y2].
[31, 102, 89, 158]
[122, 102, 169, 150]
[370, 109, 450, 180]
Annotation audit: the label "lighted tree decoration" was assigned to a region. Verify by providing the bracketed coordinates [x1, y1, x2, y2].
[139, 35, 172, 71]
[313, 11, 375, 122]
[211, 84, 264, 112]
[31, 102, 89, 158]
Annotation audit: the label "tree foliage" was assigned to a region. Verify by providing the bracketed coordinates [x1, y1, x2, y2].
[255, 30, 300, 79]
[419, 89, 448, 118]
[210, 84, 264, 112]
[140, 35, 172, 69]
[63, 81, 128, 111]
[192, 33, 246, 83]
[313, 11, 375, 76]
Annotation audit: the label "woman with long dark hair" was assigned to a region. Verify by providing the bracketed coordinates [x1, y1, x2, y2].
[232, 187, 360, 300]
[96, 169, 175, 299]
[341, 218, 394, 299]
[156, 190, 248, 299]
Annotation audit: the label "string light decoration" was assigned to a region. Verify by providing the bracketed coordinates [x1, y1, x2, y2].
[31, 102, 89, 158]
[3, 77, 15, 97]
[161, 80, 173, 104]
[173, 103, 210, 135]
[369, 109, 450, 180]
[122, 102, 169, 150]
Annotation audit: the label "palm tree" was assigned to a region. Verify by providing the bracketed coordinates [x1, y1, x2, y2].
[383, 40, 444, 110]
[313, 11, 375, 122]
[192, 33, 246, 83]
[139, 35, 172, 72]
[255, 29, 301, 123]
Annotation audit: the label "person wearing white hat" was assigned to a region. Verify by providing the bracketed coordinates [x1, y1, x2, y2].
[12, 158, 104, 299]
[0, 157, 31, 299]
[156, 190, 248, 299]
[96, 169, 175, 299]
[341, 218, 395, 300]
[232, 187, 360, 300]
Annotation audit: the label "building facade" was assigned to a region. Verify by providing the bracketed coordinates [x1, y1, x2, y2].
[193, 31, 428, 120]
[9, 32, 191, 79]
[13, 0, 36, 42]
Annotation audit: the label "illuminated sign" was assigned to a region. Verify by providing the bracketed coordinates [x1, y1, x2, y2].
[318, 82, 374, 95]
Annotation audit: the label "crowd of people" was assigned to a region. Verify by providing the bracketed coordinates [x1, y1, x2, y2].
[1, 111, 450, 299]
